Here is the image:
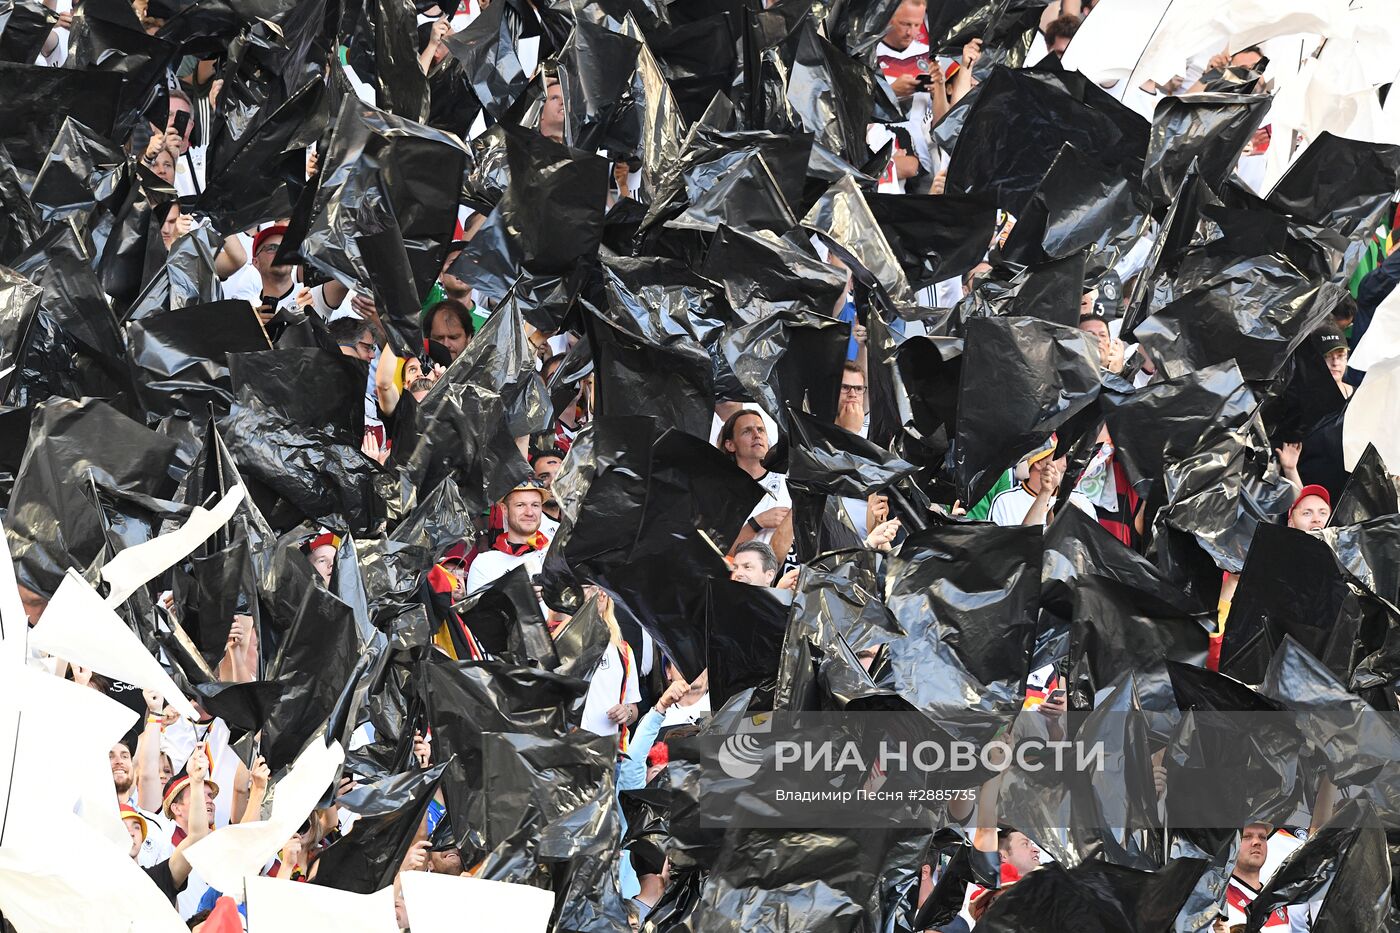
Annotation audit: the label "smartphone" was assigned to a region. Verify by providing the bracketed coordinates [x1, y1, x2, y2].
[1047, 688, 1066, 704]
[171, 109, 191, 137]
[915, 72, 934, 88]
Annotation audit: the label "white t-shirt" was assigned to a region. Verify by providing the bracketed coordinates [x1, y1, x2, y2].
[987, 483, 1096, 527]
[464, 547, 546, 595]
[124, 797, 174, 868]
[172, 147, 207, 199]
[744, 472, 792, 548]
[579, 643, 640, 737]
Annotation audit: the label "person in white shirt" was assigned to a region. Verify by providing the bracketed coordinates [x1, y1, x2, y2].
[871, 0, 941, 192]
[718, 409, 794, 562]
[987, 438, 1096, 527]
[464, 479, 552, 594]
[575, 591, 641, 738]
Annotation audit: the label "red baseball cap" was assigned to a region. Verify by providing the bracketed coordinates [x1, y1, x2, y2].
[1292, 485, 1331, 510]
[252, 224, 289, 257]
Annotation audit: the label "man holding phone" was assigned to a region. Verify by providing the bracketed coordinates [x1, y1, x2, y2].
[872, 0, 939, 193]
[155, 90, 206, 198]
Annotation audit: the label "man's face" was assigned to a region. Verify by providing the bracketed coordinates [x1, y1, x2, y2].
[169, 788, 214, 831]
[1079, 318, 1109, 343]
[533, 455, 563, 486]
[125, 819, 144, 859]
[17, 585, 47, 625]
[505, 490, 544, 536]
[160, 204, 182, 250]
[1238, 824, 1269, 871]
[1026, 455, 1059, 491]
[310, 545, 336, 585]
[840, 372, 866, 403]
[1288, 494, 1330, 532]
[253, 234, 291, 277]
[430, 309, 470, 361]
[724, 414, 769, 464]
[110, 743, 134, 795]
[429, 848, 463, 875]
[882, 1, 924, 52]
[1326, 347, 1349, 382]
[730, 551, 770, 586]
[159, 754, 173, 787]
[1230, 50, 1263, 71]
[1004, 831, 1040, 876]
[540, 81, 565, 141]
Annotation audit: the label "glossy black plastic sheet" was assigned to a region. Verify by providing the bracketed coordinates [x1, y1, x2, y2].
[28, 117, 129, 224]
[442, 0, 532, 120]
[1143, 93, 1269, 212]
[976, 857, 1207, 932]
[191, 679, 281, 734]
[999, 672, 1161, 870]
[1266, 131, 1400, 240]
[1134, 259, 1344, 382]
[1246, 801, 1390, 933]
[550, 592, 612, 686]
[1157, 420, 1298, 573]
[66, 0, 178, 139]
[1219, 525, 1350, 684]
[785, 407, 917, 498]
[704, 577, 789, 708]
[884, 521, 1041, 733]
[719, 308, 850, 432]
[999, 143, 1149, 280]
[1331, 444, 1398, 527]
[481, 730, 614, 852]
[503, 128, 610, 274]
[700, 224, 847, 323]
[258, 541, 361, 769]
[787, 22, 893, 167]
[953, 316, 1100, 506]
[453, 564, 559, 667]
[314, 762, 448, 893]
[221, 348, 379, 532]
[294, 94, 467, 308]
[419, 654, 587, 850]
[1163, 663, 1302, 832]
[401, 290, 546, 512]
[865, 191, 998, 291]
[126, 300, 272, 421]
[0, 62, 124, 177]
[945, 66, 1142, 217]
[7, 397, 181, 596]
[693, 828, 898, 933]
[587, 256, 717, 440]
[1065, 571, 1212, 708]
[1321, 516, 1400, 606]
[594, 528, 730, 681]
[1099, 360, 1255, 496]
[0, 0, 58, 65]
[0, 265, 39, 404]
[557, 18, 642, 154]
[802, 174, 911, 305]
[197, 76, 326, 235]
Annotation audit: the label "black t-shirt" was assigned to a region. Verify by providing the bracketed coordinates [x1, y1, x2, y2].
[143, 860, 186, 906]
